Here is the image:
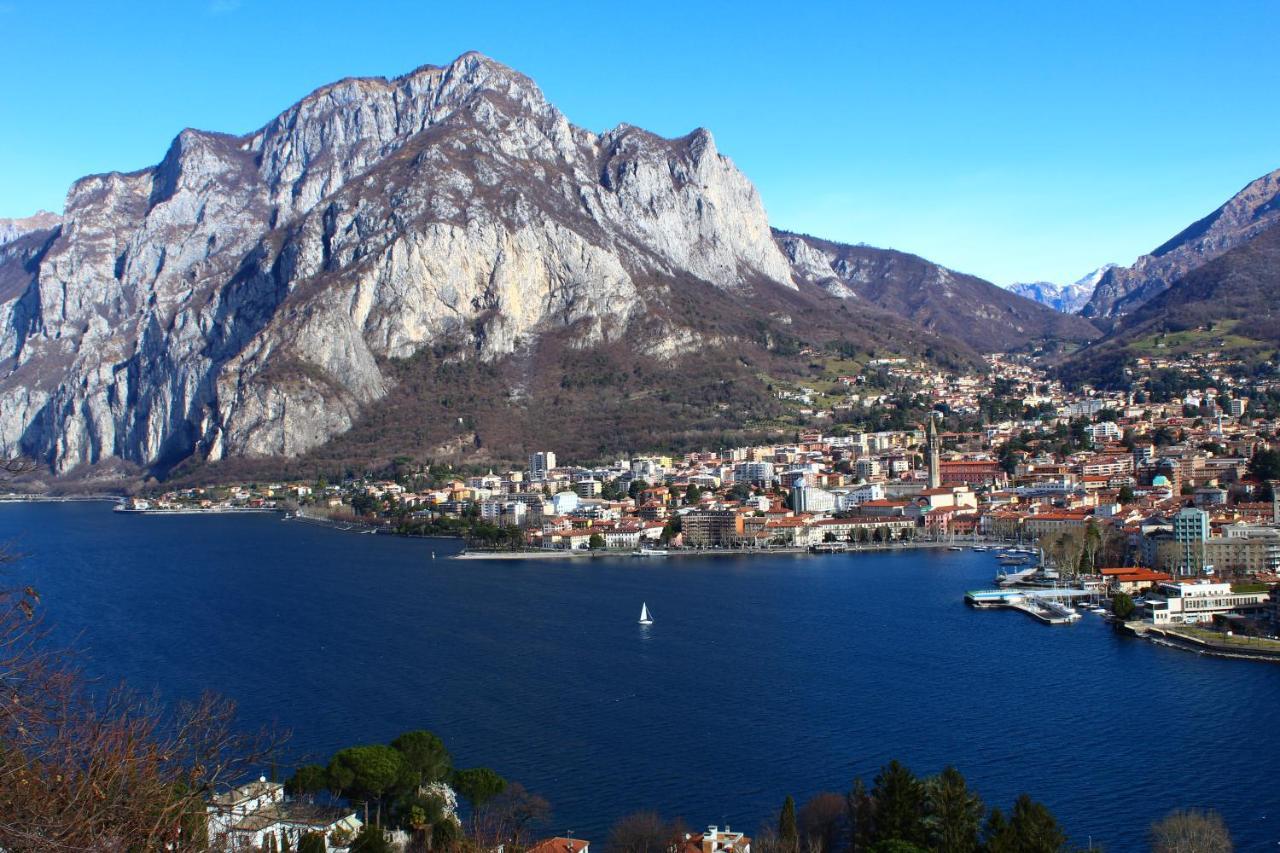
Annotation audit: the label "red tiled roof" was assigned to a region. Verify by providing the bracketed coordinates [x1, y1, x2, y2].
[529, 839, 589, 853]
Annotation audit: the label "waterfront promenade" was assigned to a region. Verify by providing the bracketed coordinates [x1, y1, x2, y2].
[453, 539, 1010, 560]
[1126, 623, 1280, 662]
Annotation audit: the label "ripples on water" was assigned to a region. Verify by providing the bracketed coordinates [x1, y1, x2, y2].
[2, 503, 1278, 850]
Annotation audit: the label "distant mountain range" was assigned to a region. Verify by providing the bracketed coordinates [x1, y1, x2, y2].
[0, 53, 1098, 477]
[1005, 265, 1116, 314]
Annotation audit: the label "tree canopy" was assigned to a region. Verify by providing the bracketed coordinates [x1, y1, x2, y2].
[453, 767, 507, 811]
[391, 730, 452, 786]
[327, 745, 405, 824]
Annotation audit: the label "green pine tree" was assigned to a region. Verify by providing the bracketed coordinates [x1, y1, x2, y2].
[779, 794, 799, 852]
[1006, 794, 1066, 852]
[984, 795, 1066, 853]
[924, 766, 983, 853]
[849, 778, 875, 852]
[872, 760, 926, 846]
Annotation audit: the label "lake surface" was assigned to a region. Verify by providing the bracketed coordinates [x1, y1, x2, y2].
[3, 502, 1278, 850]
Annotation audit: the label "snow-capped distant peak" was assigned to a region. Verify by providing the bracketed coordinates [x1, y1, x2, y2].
[1072, 263, 1118, 290]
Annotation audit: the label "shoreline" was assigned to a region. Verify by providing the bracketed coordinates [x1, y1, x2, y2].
[114, 506, 278, 516]
[1124, 623, 1280, 663]
[0, 494, 121, 503]
[7, 499, 1033, 567]
[452, 540, 985, 560]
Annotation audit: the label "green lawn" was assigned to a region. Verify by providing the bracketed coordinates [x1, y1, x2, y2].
[1171, 626, 1280, 649]
[1125, 320, 1264, 356]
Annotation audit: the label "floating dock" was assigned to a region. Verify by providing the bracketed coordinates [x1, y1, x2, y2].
[965, 588, 1093, 625]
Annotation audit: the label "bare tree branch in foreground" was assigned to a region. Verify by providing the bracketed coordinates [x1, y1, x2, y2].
[0, 455, 283, 850]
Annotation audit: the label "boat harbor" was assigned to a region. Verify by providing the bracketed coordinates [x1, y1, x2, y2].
[965, 587, 1096, 625]
[962, 545, 1112, 625]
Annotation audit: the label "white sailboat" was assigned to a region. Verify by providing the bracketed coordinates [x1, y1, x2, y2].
[638, 602, 654, 625]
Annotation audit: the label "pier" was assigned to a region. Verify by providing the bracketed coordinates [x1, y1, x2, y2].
[965, 588, 1094, 625]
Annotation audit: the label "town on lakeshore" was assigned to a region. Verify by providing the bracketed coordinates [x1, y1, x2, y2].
[103, 351, 1280, 661]
[7, 7, 1280, 846]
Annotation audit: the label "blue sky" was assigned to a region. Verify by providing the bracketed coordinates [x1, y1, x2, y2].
[1, 0, 1276, 285]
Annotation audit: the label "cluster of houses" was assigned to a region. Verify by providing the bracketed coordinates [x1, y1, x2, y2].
[206, 777, 361, 850]
[527, 827, 750, 853]
[205, 777, 751, 853]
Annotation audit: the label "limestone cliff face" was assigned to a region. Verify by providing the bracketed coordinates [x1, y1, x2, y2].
[0, 53, 796, 473]
[1083, 168, 1280, 318]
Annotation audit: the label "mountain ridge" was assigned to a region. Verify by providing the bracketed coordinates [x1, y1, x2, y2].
[1082, 167, 1280, 319]
[0, 52, 1090, 477]
[1061, 222, 1280, 385]
[774, 230, 1099, 352]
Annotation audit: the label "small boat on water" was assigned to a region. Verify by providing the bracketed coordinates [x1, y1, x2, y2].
[638, 602, 654, 625]
[996, 566, 1039, 587]
[632, 547, 669, 557]
[948, 546, 963, 551]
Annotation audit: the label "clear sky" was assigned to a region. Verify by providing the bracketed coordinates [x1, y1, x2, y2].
[1, 0, 1276, 285]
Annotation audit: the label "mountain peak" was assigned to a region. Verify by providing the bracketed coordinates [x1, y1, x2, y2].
[0, 54, 1101, 477]
[1083, 166, 1280, 318]
[0, 53, 807, 474]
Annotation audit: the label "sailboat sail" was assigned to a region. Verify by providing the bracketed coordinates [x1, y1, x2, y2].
[639, 602, 653, 624]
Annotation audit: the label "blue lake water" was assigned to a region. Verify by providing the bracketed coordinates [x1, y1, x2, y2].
[2, 501, 1278, 850]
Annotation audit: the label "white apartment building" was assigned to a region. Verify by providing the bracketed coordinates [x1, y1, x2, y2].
[631, 457, 666, 481]
[792, 485, 837, 514]
[734, 461, 775, 485]
[1143, 581, 1270, 625]
[855, 458, 881, 480]
[836, 482, 885, 509]
[1086, 421, 1121, 442]
[528, 451, 557, 481]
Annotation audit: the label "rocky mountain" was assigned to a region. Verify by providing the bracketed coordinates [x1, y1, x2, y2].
[775, 231, 1100, 352]
[1006, 265, 1114, 314]
[1062, 222, 1280, 386]
[0, 211, 62, 247]
[1082, 168, 1280, 319]
[0, 53, 1088, 478]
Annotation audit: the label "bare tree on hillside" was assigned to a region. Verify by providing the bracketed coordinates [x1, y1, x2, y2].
[0, 455, 281, 850]
[1149, 809, 1233, 853]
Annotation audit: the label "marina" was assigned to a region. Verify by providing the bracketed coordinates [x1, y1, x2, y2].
[965, 587, 1095, 625]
